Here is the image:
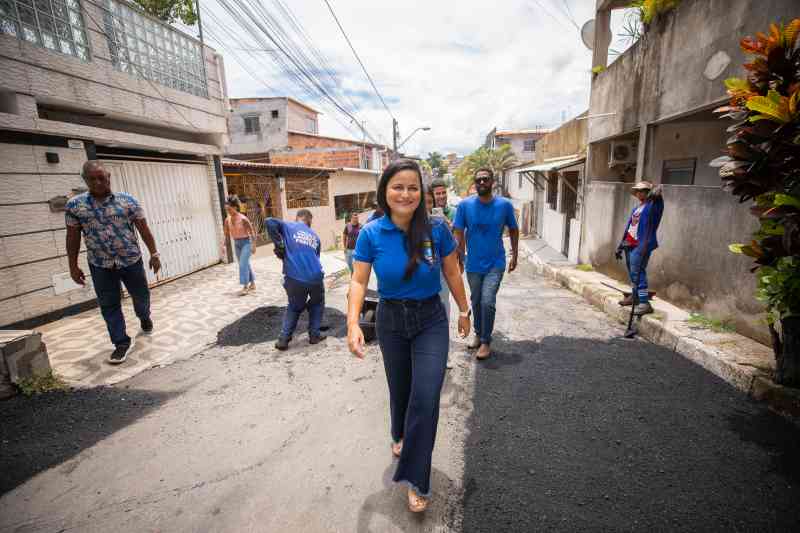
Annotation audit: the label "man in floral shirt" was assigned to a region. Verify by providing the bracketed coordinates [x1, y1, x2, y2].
[65, 161, 162, 364]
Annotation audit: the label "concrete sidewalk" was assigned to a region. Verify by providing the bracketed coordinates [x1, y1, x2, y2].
[37, 251, 348, 388]
[520, 238, 800, 421]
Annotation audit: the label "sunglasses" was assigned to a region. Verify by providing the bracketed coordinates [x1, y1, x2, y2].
[475, 177, 492, 184]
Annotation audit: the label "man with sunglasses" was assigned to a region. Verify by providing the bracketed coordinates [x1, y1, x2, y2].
[453, 168, 519, 359]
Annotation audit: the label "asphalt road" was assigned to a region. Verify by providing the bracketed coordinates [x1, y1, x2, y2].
[1, 262, 799, 532]
[460, 265, 800, 532]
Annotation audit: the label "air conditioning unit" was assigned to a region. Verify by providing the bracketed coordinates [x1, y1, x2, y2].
[609, 141, 636, 167]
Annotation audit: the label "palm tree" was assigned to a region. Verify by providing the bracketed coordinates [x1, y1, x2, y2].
[453, 145, 518, 197]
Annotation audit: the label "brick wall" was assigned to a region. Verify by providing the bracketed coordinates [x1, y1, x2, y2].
[269, 132, 379, 169]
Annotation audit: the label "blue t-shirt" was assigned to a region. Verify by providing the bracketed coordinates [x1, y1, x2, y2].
[265, 219, 324, 285]
[453, 195, 518, 274]
[353, 215, 456, 300]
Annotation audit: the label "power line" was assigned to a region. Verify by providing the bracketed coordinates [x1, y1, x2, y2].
[321, 0, 395, 121]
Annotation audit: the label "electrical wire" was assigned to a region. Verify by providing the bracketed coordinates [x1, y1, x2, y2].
[321, 0, 395, 122]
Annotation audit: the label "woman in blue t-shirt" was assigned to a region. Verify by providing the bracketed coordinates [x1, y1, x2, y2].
[347, 159, 471, 513]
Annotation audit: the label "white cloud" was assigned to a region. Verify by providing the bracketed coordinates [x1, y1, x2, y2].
[210, 0, 607, 157]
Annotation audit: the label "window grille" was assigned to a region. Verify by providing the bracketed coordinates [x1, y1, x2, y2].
[334, 191, 376, 219]
[101, 0, 207, 97]
[0, 0, 90, 61]
[286, 177, 329, 209]
[244, 116, 260, 134]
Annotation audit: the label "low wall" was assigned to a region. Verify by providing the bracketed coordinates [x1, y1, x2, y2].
[542, 206, 566, 254]
[580, 182, 766, 344]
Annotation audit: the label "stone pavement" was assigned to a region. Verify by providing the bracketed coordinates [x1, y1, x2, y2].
[37, 251, 348, 388]
[520, 237, 800, 421]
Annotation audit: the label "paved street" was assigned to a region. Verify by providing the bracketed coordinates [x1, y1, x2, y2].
[2, 262, 800, 532]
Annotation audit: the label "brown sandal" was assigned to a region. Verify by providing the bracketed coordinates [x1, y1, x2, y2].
[407, 489, 428, 513]
[391, 441, 403, 457]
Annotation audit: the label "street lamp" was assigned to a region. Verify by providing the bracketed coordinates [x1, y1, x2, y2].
[392, 121, 431, 157]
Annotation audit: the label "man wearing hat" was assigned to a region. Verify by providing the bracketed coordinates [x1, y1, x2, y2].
[615, 180, 664, 316]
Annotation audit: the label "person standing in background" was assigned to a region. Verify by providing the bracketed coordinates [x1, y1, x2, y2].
[429, 178, 455, 223]
[343, 212, 362, 275]
[223, 195, 257, 296]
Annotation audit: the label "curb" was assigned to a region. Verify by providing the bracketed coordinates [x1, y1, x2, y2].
[520, 245, 800, 423]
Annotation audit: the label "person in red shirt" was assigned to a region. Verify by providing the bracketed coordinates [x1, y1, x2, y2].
[616, 181, 664, 315]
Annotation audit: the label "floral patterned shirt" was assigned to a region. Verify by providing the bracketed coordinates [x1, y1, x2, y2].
[65, 192, 146, 269]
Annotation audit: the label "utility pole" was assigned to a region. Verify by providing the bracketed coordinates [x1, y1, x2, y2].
[392, 118, 398, 159]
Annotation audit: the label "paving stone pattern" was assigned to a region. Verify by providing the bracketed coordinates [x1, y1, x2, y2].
[38, 252, 348, 388]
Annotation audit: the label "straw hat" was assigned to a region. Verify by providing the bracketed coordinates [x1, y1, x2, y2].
[631, 181, 654, 191]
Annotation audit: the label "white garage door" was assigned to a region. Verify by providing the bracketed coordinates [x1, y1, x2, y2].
[102, 160, 220, 284]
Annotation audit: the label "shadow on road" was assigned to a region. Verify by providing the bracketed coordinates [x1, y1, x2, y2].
[216, 306, 347, 347]
[461, 334, 800, 532]
[0, 386, 180, 495]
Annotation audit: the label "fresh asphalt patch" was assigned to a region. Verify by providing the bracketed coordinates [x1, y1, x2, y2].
[216, 306, 348, 346]
[461, 333, 800, 532]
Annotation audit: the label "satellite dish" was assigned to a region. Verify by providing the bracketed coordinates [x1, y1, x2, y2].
[581, 19, 595, 50]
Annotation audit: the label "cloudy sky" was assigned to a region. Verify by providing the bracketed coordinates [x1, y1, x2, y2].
[204, 0, 634, 157]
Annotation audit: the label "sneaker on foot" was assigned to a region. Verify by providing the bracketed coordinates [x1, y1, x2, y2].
[634, 302, 654, 316]
[275, 337, 290, 351]
[309, 333, 327, 345]
[109, 339, 133, 364]
[140, 317, 154, 334]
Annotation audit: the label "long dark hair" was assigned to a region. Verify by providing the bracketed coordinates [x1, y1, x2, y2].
[377, 159, 431, 280]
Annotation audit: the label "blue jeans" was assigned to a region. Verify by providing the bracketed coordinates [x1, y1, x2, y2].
[234, 238, 255, 286]
[281, 277, 325, 339]
[467, 268, 505, 345]
[345, 249, 355, 273]
[376, 296, 449, 497]
[89, 260, 150, 347]
[625, 247, 652, 303]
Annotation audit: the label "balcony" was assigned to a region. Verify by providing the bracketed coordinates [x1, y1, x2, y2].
[0, 0, 226, 138]
[588, 0, 798, 144]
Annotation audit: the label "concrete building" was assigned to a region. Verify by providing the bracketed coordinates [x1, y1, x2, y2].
[227, 96, 387, 171]
[511, 113, 587, 259]
[0, 0, 230, 328]
[226, 96, 383, 250]
[580, 0, 797, 343]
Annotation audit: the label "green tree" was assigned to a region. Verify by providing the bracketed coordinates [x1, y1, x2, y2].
[452, 145, 518, 196]
[132, 0, 197, 25]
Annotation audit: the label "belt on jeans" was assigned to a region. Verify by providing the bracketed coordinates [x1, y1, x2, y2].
[381, 295, 440, 307]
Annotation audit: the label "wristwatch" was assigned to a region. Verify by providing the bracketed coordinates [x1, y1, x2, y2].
[151, 252, 160, 258]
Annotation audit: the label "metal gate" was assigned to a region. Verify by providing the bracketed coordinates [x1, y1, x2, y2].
[102, 160, 220, 284]
[225, 174, 282, 246]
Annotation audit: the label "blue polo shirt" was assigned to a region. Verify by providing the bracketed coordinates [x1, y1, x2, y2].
[265, 219, 324, 285]
[453, 195, 518, 274]
[353, 215, 456, 300]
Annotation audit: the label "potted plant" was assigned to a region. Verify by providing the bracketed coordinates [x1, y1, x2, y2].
[712, 19, 800, 387]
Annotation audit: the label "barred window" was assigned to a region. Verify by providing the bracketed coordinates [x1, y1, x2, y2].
[244, 116, 260, 134]
[334, 191, 376, 219]
[286, 177, 329, 209]
[0, 0, 90, 61]
[102, 0, 207, 97]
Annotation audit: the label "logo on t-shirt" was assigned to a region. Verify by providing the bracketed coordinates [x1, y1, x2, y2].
[293, 230, 319, 249]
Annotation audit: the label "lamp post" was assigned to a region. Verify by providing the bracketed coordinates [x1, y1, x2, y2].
[392, 123, 431, 159]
